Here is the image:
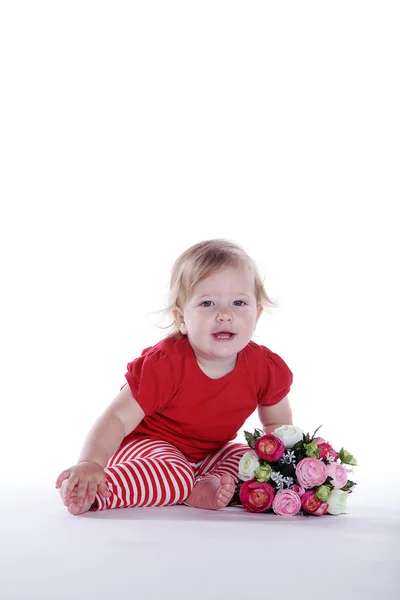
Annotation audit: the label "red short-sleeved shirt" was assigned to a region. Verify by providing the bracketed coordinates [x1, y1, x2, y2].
[121, 336, 293, 462]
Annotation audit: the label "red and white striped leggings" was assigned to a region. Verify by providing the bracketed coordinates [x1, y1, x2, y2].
[93, 437, 249, 510]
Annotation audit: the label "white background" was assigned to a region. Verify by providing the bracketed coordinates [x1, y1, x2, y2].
[1, 1, 399, 497]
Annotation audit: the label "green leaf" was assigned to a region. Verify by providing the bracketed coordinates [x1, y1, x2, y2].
[341, 480, 357, 492]
[338, 448, 358, 466]
[244, 430, 256, 448]
[244, 428, 264, 449]
[304, 440, 321, 458]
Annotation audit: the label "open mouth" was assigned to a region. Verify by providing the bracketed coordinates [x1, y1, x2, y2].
[212, 332, 235, 341]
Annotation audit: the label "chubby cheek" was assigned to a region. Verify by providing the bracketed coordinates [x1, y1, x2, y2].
[187, 316, 210, 337]
[244, 315, 258, 332]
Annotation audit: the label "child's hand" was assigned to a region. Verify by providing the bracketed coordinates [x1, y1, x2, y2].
[55, 461, 111, 508]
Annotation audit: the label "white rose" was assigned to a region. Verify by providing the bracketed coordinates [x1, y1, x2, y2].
[272, 425, 304, 448]
[327, 489, 348, 515]
[238, 450, 260, 481]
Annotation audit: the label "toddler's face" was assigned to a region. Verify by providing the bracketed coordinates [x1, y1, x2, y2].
[175, 266, 261, 364]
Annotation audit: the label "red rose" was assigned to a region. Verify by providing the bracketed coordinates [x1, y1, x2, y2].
[317, 442, 339, 462]
[254, 434, 285, 462]
[301, 490, 328, 516]
[314, 502, 329, 516]
[239, 479, 275, 513]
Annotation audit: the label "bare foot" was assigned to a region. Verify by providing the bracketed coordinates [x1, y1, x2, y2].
[185, 474, 235, 510]
[59, 481, 96, 516]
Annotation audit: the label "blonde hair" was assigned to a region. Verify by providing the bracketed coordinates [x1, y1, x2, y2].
[161, 239, 276, 339]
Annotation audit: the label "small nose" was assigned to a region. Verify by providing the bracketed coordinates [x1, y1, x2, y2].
[217, 311, 232, 323]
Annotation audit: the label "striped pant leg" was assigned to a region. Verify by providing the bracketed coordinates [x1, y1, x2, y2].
[192, 442, 249, 484]
[93, 438, 195, 510]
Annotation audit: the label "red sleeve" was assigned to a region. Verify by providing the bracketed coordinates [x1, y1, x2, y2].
[257, 346, 293, 407]
[124, 345, 174, 415]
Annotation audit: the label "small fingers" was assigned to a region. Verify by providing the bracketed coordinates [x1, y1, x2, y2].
[98, 480, 111, 498]
[86, 480, 98, 505]
[76, 479, 89, 507]
[55, 470, 70, 488]
[64, 474, 79, 498]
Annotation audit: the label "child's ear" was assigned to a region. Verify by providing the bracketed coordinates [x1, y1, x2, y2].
[256, 306, 263, 324]
[173, 306, 187, 335]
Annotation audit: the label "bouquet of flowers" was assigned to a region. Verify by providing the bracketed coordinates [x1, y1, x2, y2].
[232, 425, 357, 516]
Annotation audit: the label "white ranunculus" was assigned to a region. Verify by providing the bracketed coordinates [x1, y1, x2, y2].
[238, 450, 260, 481]
[327, 490, 348, 515]
[272, 425, 304, 448]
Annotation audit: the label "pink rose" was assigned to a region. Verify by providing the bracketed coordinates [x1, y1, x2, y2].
[272, 489, 301, 516]
[254, 434, 285, 462]
[239, 480, 275, 513]
[290, 484, 306, 497]
[296, 458, 327, 488]
[314, 437, 325, 444]
[301, 490, 328, 516]
[326, 463, 348, 488]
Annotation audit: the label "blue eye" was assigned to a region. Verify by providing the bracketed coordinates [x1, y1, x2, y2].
[233, 300, 247, 306]
[200, 301, 214, 307]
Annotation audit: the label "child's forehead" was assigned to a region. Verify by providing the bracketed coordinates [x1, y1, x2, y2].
[192, 266, 255, 294]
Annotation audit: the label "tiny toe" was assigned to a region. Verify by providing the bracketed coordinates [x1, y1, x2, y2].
[222, 490, 234, 502]
[220, 474, 234, 485]
[222, 490, 233, 500]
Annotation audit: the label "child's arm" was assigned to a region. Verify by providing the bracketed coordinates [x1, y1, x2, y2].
[78, 384, 145, 468]
[55, 384, 145, 507]
[257, 396, 293, 434]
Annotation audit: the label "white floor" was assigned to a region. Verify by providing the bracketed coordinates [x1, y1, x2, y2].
[1, 480, 399, 600]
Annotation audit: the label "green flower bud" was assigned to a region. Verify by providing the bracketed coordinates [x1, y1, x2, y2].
[339, 448, 358, 466]
[315, 485, 332, 502]
[304, 440, 320, 458]
[254, 464, 272, 482]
